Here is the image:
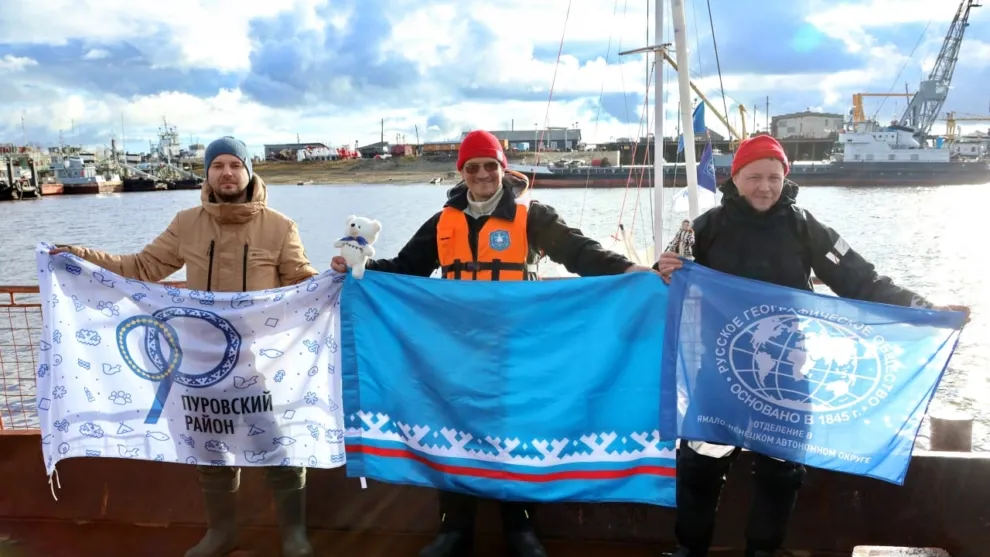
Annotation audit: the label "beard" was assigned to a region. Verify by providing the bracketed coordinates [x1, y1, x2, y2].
[212, 182, 247, 203]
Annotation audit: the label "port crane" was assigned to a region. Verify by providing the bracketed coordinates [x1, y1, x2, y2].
[897, 0, 980, 143]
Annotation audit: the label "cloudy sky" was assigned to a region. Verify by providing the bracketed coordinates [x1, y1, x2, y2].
[0, 0, 988, 158]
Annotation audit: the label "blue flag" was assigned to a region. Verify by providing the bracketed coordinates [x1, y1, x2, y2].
[662, 260, 966, 485]
[340, 271, 676, 506]
[677, 102, 707, 154]
[697, 140, 716, 193]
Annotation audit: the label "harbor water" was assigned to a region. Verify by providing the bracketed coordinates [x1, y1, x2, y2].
[1, 183, 987, 450]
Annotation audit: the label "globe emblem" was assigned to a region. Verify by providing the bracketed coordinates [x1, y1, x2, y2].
[727, 314, 884, 412]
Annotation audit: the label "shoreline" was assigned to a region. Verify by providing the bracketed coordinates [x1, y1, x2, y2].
[249, 159, 457, 186]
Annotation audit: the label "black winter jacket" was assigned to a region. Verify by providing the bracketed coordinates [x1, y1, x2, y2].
[673, 178, 933, 308]
[366, 174, 634, 278]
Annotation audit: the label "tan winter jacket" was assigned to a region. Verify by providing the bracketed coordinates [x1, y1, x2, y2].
[68, 175, 318, 291]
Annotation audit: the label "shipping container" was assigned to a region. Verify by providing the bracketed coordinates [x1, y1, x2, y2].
[422, 142, 461, 153]
[390, 144, 413, 156]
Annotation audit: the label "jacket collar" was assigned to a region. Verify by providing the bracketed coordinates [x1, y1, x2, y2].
[201, 174, 268, 224]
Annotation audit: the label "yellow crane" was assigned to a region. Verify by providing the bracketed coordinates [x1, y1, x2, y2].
[851, 92, 914, 123]
[660, 50, 742, 142]
[731, 105, 749, 150]
[944, 111, 990, 142]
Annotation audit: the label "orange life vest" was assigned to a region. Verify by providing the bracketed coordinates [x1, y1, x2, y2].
[436, 193, 535, 281]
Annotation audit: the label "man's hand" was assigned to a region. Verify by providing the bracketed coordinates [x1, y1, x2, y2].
[934, 304, 971, 324]
[624, 264, 655, 274]
[48, 245, 73, 255]
[655, 251, 685, 284]
[331, 256, 347, 273]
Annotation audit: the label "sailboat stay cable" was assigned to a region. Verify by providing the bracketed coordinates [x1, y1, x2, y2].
[705, 0, 731, 136]
[691, 0, 704, 75]
[617, 0, 635, 132]
[533, 0, 573, 169]
[871, 19, 933, 122]
[577, 0, 623, 229]
[612, 61, 656, 244]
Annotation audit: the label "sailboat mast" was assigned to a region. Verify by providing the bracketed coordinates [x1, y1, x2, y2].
[653, 0, 665, 258]
[670, 0, 700, 219]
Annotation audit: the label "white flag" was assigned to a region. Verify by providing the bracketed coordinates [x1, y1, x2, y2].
[34, 242, 345, 477]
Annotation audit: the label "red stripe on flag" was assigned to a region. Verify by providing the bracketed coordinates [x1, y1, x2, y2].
[346, 444, 676, 482]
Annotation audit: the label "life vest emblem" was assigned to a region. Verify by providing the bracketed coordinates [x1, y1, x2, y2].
[489, 230, 510, 251]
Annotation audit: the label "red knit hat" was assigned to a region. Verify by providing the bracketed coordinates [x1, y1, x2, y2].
[731, 135, 789, 177]
[457, 130, 506, 171]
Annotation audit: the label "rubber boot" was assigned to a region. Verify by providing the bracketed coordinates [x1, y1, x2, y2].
[272, 486, 314, 557]
[418, 530, 473, 557]
[184, 489, 238, 557]
[504, 529, 547, 557]
[500, 502, 546, 557]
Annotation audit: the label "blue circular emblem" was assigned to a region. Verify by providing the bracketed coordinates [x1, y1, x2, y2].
[489, 230, 510, 251]
[116, 306, 241, 424]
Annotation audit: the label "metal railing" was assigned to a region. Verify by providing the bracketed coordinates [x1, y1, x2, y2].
[0, 286, 41, 430]
[0, 283, 185, 430]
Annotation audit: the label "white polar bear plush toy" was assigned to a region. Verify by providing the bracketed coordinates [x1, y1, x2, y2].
[333, 215, 381, 279]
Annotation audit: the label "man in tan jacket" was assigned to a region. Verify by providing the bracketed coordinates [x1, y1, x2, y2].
[51, 136, 318, 557]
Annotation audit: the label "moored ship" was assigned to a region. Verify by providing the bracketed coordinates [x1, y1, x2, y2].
[53, 156, 123, 195]
[515, 123, 990, 189]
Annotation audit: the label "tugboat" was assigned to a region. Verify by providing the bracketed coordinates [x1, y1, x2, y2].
[122, 175, 164, 192]
[167, 175, 203, 190]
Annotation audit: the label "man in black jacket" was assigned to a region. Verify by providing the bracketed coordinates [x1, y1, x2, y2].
[655, 135, 969, 557]
[332, 129, 653, 557]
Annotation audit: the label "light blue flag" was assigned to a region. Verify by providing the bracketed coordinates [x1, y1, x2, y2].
[340, 271, 677, 506]
[662, 260, 966, 485]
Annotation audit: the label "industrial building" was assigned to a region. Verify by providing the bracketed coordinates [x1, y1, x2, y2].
[461, 129, 583, 151]
[263, 142, 333, 161]
[770, 111, 845, 139]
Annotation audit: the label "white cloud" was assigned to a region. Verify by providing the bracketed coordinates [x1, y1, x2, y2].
[0, 54, 37, 72]
[82, 49, 109, 60]
[2, 0, 989, 154]
[1, 0, 316, 71]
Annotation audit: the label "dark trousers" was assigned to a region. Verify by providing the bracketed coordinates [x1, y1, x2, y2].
[437, 490, 533, 533]
[675, 443, 806, 556]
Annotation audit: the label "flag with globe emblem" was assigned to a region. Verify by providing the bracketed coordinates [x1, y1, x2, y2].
[662, 260, 967, 484]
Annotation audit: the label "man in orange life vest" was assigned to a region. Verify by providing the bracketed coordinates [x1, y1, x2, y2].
[331, 129, 654, 557]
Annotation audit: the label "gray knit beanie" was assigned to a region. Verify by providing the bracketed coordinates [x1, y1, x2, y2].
[205, 136, 253, 179]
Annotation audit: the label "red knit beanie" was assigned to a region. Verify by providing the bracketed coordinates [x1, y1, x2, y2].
[457, 130, 506, 171]
[731, 135, 789, 177]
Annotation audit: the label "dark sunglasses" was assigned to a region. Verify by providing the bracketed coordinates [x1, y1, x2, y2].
[463, 161, 500, 174]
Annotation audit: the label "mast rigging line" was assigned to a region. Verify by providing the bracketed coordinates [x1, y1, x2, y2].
[871, 19, 934, 122]
[705, 0, 730, 140]
[532, 0, 573, 172]
[578, 0, 624, 229]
